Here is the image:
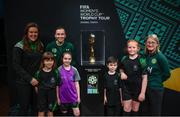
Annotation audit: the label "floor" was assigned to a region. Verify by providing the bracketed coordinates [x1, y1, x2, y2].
[0, 84, 10, 116]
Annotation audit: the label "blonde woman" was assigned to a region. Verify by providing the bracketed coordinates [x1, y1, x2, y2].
[144, 34, 170, 115]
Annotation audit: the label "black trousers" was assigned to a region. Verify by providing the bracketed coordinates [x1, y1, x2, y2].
[16, 83, 37, 116]
[105, 104, 122, 116]
[140, 87, 164, 116]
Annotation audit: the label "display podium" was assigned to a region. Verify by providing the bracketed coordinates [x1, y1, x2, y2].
[80, 30, 105, 115]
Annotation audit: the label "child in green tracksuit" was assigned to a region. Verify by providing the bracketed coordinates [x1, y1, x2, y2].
[144, 34, 170, 116]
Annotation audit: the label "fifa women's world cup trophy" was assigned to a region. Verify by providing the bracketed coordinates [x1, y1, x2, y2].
[89, 33, 96, 64]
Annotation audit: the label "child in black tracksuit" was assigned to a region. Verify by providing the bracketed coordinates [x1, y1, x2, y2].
[34, 52, 60, 117]
[104, 56, 123, 116]
[120, 40, 147, 116]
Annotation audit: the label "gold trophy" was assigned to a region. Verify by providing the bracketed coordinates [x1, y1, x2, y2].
[89, 33, 96, 64]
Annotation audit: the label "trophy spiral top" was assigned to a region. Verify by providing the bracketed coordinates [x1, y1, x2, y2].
[89, 33, 95, 44]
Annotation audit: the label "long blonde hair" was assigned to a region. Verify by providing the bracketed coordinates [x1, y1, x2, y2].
[145, 34, 160, 54]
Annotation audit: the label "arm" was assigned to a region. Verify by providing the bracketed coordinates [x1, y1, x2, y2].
[56, 86, 60, 105]
[73, 67, 81, 103]
[138, 74, 147, 102]
[158, 53, 171, 82]
[55, 69, 61, 105]
[120, 69, 127, 80]
[75, 81, 80, 103]
[104, 89, 107, 105]
[118, 76, 123, 106]
[13, 47, 33, 83]
[119, 88, 123, 106]
[119, 57, 128, 80]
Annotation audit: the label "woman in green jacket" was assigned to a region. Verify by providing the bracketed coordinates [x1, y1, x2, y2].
[144, 34, 170, 116]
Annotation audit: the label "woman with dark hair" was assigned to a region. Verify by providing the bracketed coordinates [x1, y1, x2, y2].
[13, 22, 44, 115]
[46, 26, 76, 67]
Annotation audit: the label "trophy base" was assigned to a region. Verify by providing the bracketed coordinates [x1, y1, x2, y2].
[80, 65, 105, 116]
[89, 58, 95, 64]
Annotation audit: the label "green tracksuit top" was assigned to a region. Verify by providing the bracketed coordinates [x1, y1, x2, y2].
[145, 51, 170, 90]
[46, 40, 76, 67]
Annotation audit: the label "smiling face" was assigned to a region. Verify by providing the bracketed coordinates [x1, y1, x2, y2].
[55, 28, 66, 43]
[62, 53, 72, 67]
[146, 37, 159, 53]
[127, 41, 140, 56]
[43, 58, 55, 69]
[27, 27, 39, 42]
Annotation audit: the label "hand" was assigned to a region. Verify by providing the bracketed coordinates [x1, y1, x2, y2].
[31, 78, 39, 86]
[138, 93, 145, 102]
[121, 72, 127, 80]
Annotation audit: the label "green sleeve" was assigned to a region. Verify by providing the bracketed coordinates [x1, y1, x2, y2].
[139, 57, 147, 75]
[54, 69, 61, 86]
[120, 56, 126, 63]
[46, 43, 51, 51]
[158, 52, 171, 82]
[71, 44, 77, 66]
[34, 70, 40, 81]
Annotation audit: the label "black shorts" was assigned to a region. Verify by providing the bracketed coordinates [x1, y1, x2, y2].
[60, 102, 79, 112]
[122, 81, 141, 101]
[37, 88, 57, 112]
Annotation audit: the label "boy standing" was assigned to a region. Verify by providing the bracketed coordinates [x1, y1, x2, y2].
[104, 56, 123, 116]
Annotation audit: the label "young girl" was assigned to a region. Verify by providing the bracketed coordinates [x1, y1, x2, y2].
[57, 51, 81, 116]
[144, 34, 170, 115]
[120, 40, 148, 116]
[34, 52, 60, 117]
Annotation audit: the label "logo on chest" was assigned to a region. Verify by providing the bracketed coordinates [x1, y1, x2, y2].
[50, 77, 55, 84]
[133, 65, 138, 71]
[114, 79, 118, 85]
[52, 48, 57, 57]
[151, 58, 157, 64]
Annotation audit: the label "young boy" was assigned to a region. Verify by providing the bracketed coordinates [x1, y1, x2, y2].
[104, 56, 123, 116]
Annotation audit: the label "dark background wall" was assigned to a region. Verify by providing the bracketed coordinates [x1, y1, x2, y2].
[1, 0, 180, 116]
[0, 0, 6, 86]
[0, 0, 6, 84]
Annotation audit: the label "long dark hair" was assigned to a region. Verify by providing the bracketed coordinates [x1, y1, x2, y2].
[23, 22, 43, 53]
